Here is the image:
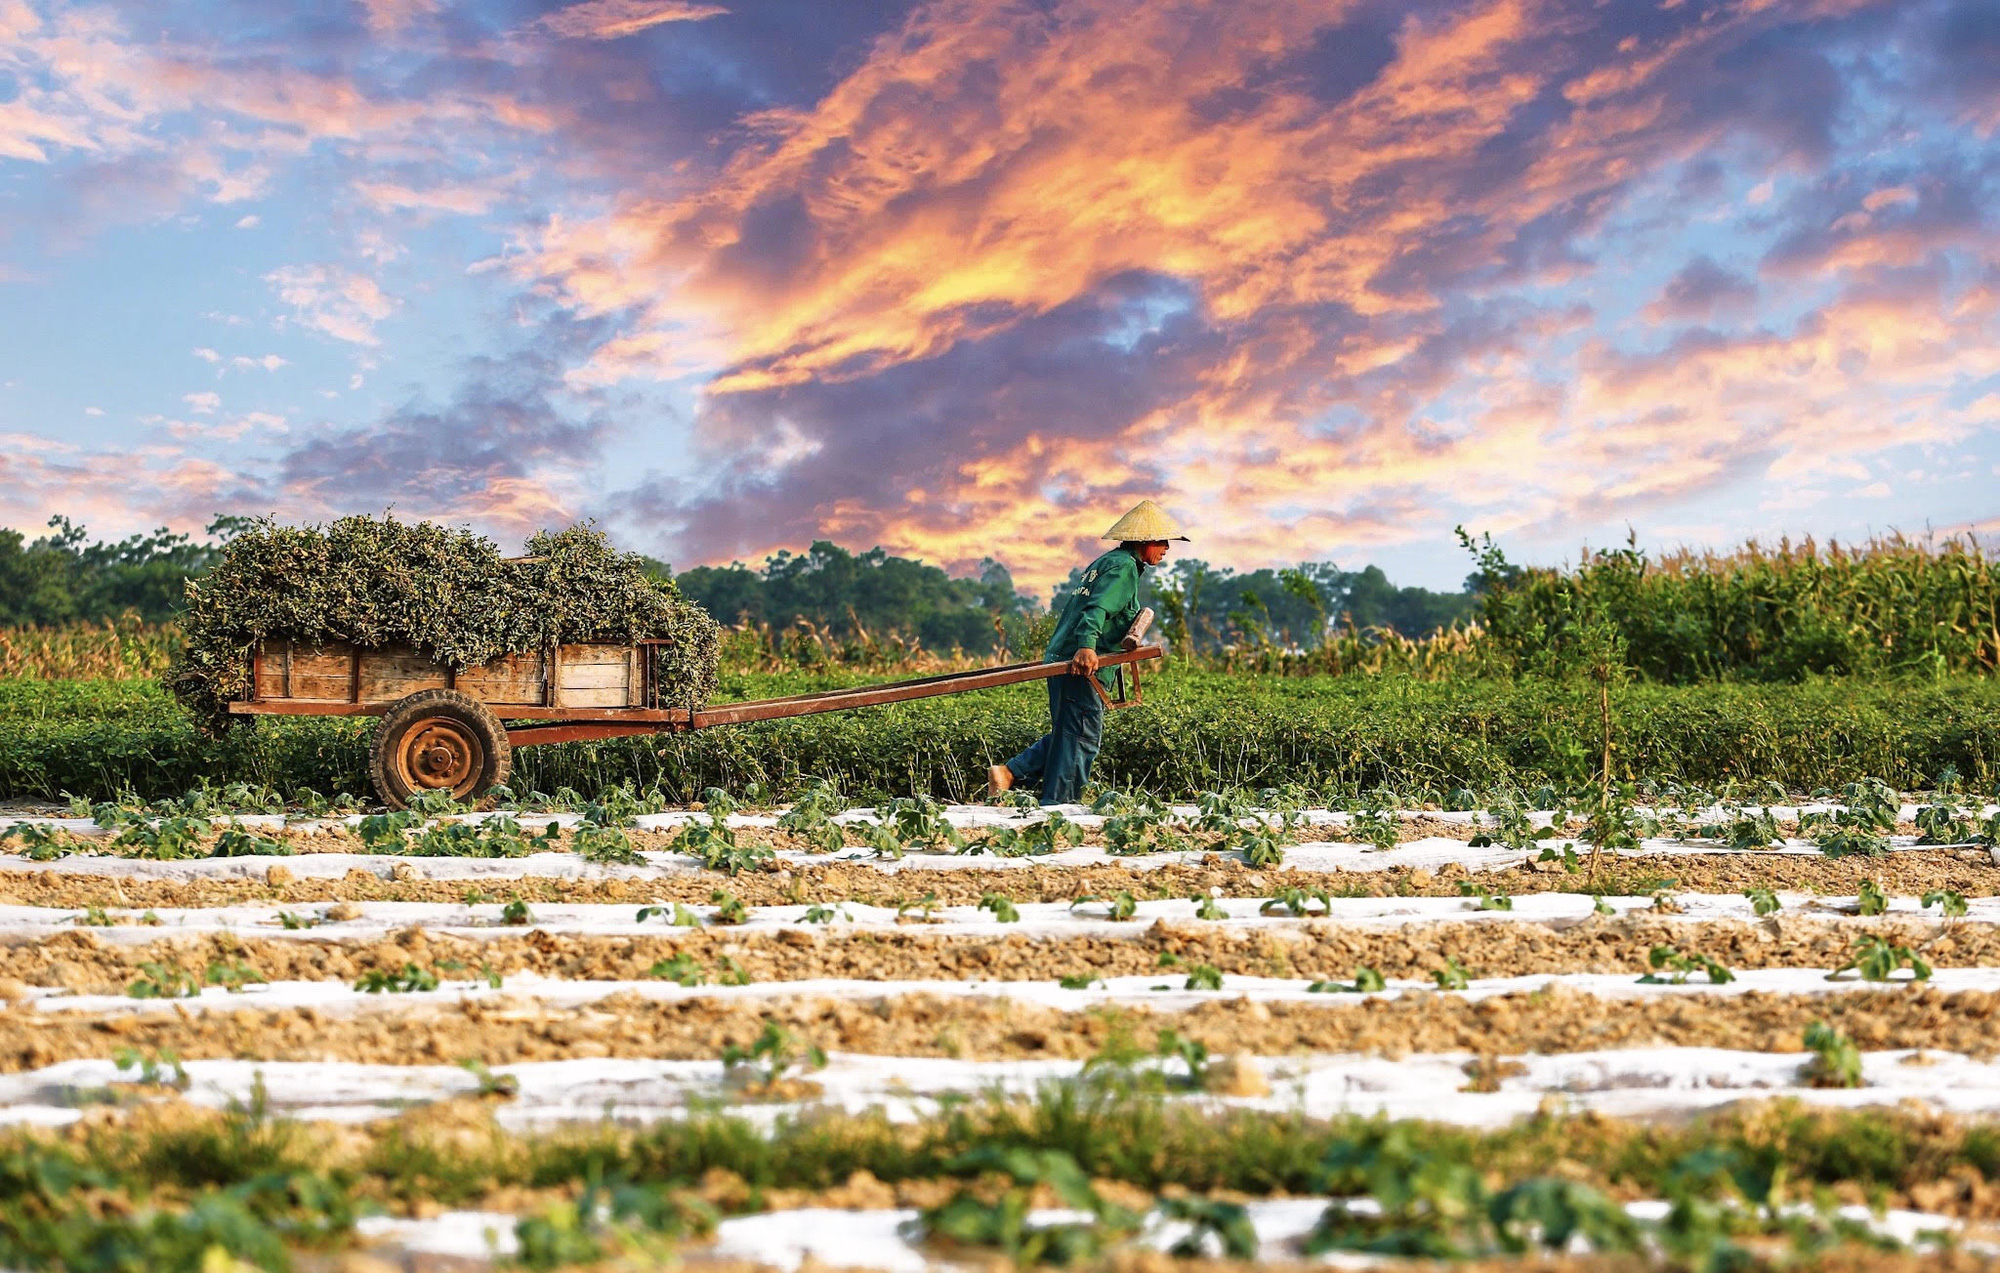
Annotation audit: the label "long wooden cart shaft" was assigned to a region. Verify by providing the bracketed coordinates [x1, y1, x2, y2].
[502, 645, 1163, 746]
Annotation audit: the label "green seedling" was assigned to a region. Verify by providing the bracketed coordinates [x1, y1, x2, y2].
[114, 815, 207, 860]
[1309, 965, 1387, 994]
[1183, 964, 1224, 990]
[71, 905, 116, 926]
[0, 821, 78, 860]
[210, 826, 290, 857]
[500, 899, 533, 926]
[648, 953, 706, 987]
[709, 889, 748, 924]
[1191, 892, 1227, 920]
[1591, 895, 1615, 916]
[1070, 891, 1138, 921]
[1916, 798, 1975, 845]
[354, 963, 439, 993]
[460, 1058, 519, 1099]
[921, 1146, 1138, 1266]
[1261, 887, 1332, 917]
[1152, 1028, 1209, 1086]
[356, 810, 420, 853]
[1745, 887, 1780, 916]
[1431, 957, 1473, 990]
[1800, 1021, 1864, 1089]
[802, 903, 848, 923]
[1637, 945, 1735, 985]
[1923, 889, 1968, 918]
[1828, 935, 1931, 983]
[1156, 951, 1183, 967]
[1458, 881, 1513, 911]
[574, 824, 646, 866]
[1155, 1195, 1259, 1260]
[979, 892, 1021, 922]
[1058, 974, 1102, 990]
[128, 960, 198, 999]
[205, 960, 265, 993]
[1536, 844, 1583, 872]
[113, 1046, 189, 1090]
[1856, 879, 1888, 916]
[276, 911, 320, 930]
[717, 956, 752, 986]
[895, 890, 940, 921]
[636, 902, 704, 927]
[722, 1020, 827, 1087]
[1470, 789, 1564, 853]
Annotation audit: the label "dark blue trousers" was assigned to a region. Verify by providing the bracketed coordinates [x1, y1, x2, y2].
[1005, 673, 1105, 806]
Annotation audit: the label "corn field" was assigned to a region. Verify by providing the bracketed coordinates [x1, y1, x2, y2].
[0, 616, 181, 680]
[1476, 532, 2000, 682]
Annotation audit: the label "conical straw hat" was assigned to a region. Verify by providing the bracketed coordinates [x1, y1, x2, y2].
[1101, 499, 1189, 542]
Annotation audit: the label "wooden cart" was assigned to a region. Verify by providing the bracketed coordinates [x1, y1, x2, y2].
[228, 615, 1162, 808]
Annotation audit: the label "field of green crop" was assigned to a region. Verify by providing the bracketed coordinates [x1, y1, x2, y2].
[3, 670, 1997, 805]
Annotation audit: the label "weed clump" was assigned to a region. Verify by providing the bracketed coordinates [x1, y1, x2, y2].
[169, 516, 720, 729]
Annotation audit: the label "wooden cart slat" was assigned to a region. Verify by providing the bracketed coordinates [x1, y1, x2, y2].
[228, 645, 1164, 737]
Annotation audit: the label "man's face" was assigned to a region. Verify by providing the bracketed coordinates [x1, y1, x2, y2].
[1139, 541, 1169, 566]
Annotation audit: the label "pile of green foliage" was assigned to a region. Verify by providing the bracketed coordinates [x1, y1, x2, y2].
[167, 516, 719, 728]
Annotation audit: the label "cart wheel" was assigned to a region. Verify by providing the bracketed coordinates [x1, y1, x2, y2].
[369, 689, 511, 810]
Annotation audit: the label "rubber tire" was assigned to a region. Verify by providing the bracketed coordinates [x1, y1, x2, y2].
[369, 689, 512, 810]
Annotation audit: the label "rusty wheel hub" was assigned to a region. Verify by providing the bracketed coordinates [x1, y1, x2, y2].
[397, 719, 484, 797]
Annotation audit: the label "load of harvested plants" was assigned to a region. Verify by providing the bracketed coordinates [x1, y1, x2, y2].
[168, 515, 719, 728]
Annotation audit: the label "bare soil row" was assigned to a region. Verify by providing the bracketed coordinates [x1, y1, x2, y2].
[0, 914, 1983, 995]
[8, 980, 1998, 1074]
[3, 849, 1993, 911]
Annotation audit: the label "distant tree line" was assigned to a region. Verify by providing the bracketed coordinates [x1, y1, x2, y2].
[0, 517, 253, 627]
[0, 516, 1478, 652]
[1051, 557, 1480, 655]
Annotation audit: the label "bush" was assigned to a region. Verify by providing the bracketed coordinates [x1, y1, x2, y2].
[4, 672, 1999, 803]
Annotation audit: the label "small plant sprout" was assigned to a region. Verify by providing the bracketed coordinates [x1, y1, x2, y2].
[1591, 895, 1616, 916]
[113, 1047, 189, 1090]
[205, 960, 265, 993]
[1070, 891, 1138, 921]
[1923, 889, 1968, 918]
[460, 1058, 519, 1099]
[1744, 887, 1780, 917]
[1261, 887, 1332, 917]
[1191, 892, 1227, 920]
[500, 898, 533, 926]
[1309, 966, 1388, 994]
[716, 956, 753, 985]
[1856, 878, 1888, 916]
[978, 892, 1022, 922]
[1058, 973, 1102, 990]
[895, 890, 941, 921]
[802, 902, 848, 923]
[1801, 1021, 1864, 1089]
[1431, 957, 1473, 990]
[354, 963, 440, 994]
[708, 890, 749, 924]
[636, 901, 704, 926]
[648, 953, 707, 986]
[276, 910, 321, 930]
[127, 960, 198, 999]
[1827, 935, 1931, 983]
[1637, 945, 1735, 985]
[1458, 881, 1513, 911]
[1183, 964, 1224, 990]
[722, 1021, 827, 1089]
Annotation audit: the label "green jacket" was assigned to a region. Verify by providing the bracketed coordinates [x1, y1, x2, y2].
[1045, 547, 1144, 684]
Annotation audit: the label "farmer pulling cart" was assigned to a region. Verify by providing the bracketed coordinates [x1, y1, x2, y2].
[178, 507, 1177, 810]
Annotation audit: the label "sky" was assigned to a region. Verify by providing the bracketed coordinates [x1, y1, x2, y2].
[1, 0, 1996, 594]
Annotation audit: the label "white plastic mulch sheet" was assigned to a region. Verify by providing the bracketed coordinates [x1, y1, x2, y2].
[4, 1045, 1997, 1132]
